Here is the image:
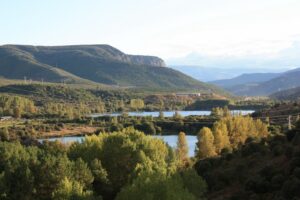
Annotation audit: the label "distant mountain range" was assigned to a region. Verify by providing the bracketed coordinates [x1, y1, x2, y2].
[0, 44, 222, 92]
[210, 68, 300, 96]
[167, 42, 300, 76]
[169, 65, 286, 82]
[210, 73, 281, 88]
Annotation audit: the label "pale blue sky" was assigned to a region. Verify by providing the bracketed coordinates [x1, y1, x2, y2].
[1, 0, 300, 61]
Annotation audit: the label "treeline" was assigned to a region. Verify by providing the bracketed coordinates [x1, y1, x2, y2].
[196, 114, 269, 159]
[0, 84, 194, 118]
[0, 128, 207, 200]
[186, 99, 272, 111]
[91, 114, 216, 136]
[0, 95, 36, 118]
[0, 84, 273, 120]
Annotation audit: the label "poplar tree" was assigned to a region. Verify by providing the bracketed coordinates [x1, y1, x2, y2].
[213, 122, 231, 153]
[176, 132, 189, 167]
[159, 111, 164, 119]
[196, 127, 216, 159]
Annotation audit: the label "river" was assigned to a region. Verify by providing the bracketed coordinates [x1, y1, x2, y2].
[41, 110, 255, 156]
[90, 110, 254, 118]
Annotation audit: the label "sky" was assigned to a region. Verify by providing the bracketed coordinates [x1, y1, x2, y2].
[1, 0, 300, 66]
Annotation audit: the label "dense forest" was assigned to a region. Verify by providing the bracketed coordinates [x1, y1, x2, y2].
[0, 128, 207, 200]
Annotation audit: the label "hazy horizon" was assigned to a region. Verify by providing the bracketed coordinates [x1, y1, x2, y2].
[1, 0, 300, 67]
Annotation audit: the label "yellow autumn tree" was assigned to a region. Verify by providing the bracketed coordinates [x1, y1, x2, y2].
[212, 122, 231, 154]
[176, 132, 189, 168]
[215, 116, 269, 149]
[196, 127, 216, 159]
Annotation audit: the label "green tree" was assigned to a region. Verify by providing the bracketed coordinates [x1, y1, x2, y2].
[73, 158, 94, 188]
[68, 128, 174, 198]
[115, 170, 206, 200]
[0, 127, 9, 141]
[52, 177, 101, 200]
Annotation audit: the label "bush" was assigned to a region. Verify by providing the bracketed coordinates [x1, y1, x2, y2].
[245, 176, 270, 194]
[282, 178, 300, 198]
[271, 174, 285, 190]
[271, 145, 284, 156]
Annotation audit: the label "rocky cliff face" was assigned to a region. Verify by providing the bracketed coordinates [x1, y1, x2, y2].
[128, 55, 166, 67]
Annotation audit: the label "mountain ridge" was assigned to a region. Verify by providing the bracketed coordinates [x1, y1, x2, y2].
[209, 68, 300, 96]
[210, 72, 281, 89]
[0, 44, 224, 93]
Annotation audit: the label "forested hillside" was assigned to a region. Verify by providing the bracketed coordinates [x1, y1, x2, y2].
[196, 121, 300, 200]
[270, 86, 300, 101]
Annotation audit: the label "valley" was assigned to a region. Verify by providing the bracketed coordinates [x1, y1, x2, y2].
[3, 1, 300, 199]
[0, 43, 299, 200]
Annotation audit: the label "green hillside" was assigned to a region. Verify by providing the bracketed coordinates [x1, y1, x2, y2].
[0, 45, 221, 92]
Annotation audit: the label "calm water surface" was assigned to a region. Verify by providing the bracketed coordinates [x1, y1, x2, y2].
[90, 110, 254, 118]
[41, 110, 254, 157]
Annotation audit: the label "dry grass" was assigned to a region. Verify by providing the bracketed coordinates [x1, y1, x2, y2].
[39, 126, 97, 138]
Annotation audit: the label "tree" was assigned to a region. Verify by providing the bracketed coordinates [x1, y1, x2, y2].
[223, 106, 231, 117]
[52, 177, 101, 200]
[73, 158, 94, 188]
[130, 99, 144, 110]
[68, 128, 174, 198]
[196, 127, 216, 159]
[173, 111, 182, 120]
[0, 127, 9, 141]
[13, 107, 21, 118]
[212, 116, 269, 150]
[176, 132, 189, 168]
[212, 122, 231, 154]
[159, 111, 164, 119]
[115, 170, 206, 200]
